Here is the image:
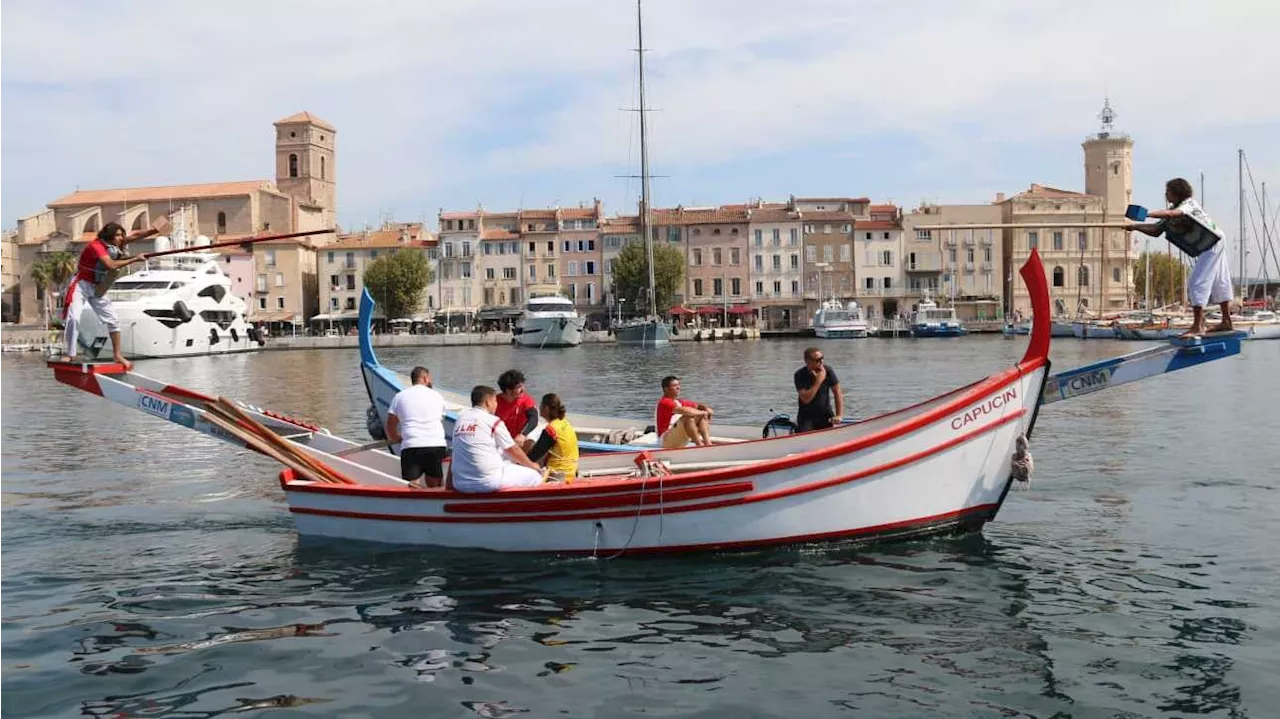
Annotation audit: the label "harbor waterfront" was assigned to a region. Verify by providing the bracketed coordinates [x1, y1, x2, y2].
[3, 338, 1279, 717]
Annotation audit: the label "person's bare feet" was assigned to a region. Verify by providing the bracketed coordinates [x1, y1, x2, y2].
[1205, 322, 1234, 334]
[1178, 325, 1205, 338]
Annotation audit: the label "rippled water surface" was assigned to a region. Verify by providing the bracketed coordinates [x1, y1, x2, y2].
[3, 337, 1278, 717]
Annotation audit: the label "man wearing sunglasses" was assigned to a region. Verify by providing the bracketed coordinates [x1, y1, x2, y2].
[794, 347, 844, 432]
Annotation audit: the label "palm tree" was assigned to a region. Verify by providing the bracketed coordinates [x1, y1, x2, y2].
[29, 259, 54, 330]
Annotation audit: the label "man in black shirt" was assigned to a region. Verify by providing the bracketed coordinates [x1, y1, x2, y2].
[794, 347, 844, 432]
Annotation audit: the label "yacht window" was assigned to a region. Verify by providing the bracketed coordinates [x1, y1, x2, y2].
[111, 281, 174, 290]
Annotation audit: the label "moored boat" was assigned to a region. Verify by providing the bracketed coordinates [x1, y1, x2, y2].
[813, 299, 870, 339]
[513, 293, 584, 348]
[909, 295, 967, 337]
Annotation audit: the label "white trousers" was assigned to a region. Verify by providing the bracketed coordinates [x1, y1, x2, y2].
[63, 279, 118, 357]
[1188, 240, 1233, 308]
[454, 462, 545, 493]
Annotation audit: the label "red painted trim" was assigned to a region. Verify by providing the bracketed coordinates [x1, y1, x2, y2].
[51, 364, 106, 397]
[442, 480, 755, 514]
[289, 502, 998, 554]
[1020, 248, 1052, 366]
[284, 410, 1023, 524]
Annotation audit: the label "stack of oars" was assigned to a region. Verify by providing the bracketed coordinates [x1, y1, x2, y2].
[201, 397, 355, 484]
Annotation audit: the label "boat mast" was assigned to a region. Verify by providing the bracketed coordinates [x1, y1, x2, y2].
[1239, 149, 1246, 302]
[636, 0, 657, 319]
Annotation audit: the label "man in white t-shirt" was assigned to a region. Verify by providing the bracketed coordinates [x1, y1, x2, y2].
[386, 366, 448, 488]
[446, 385, 546, 493]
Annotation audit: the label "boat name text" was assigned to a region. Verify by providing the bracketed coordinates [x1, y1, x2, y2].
[137, 392, 172, 421]
[951, 388, 1018, 430]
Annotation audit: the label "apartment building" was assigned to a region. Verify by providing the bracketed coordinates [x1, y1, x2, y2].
[317, 223, 434, 324]
[745, 202, 806, 328]
[851, 204, 905, 320]
[600, 215, 640, 309]
[476, 212, 522, 317]
[555, 204, 605, 310]
[902, 202, 1004, 322]
[793, 198, 864, 317]
[437, 211, 480, 318]
[653, 206, 751, 312]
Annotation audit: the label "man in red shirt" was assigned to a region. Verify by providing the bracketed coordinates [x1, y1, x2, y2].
[655, 375, 713, 449]
[495, 368, 539, 446]
[61, 222, 151, 368]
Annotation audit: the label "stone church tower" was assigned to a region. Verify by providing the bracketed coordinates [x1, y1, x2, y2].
[274, 111, 337, 227]
[1082, 98, 1133, 218]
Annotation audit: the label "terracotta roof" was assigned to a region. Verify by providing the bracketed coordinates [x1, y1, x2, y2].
[601, 216, 639, 232]
[440, 210, 480, 221]
[799, 210, 856, 221]
[1009, 183, 1093, 200]
[869, 204, 899, 214]
[651, 207, 749, 225]
[327, 229, 430, 249]
[274, 111, 336, 132]
[854, 220, 901, 231]
[560, 208, 599, 220]
[481, 229, 519, 241]
[746, 207, 801, 223]
[518, 209, 559, 220]
[48, 180, 277, 207]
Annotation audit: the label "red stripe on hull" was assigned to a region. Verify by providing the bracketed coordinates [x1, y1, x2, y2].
[286, 410, 1023, 524]
[442, 480, 755, 515]
[160, 384, 217, 404]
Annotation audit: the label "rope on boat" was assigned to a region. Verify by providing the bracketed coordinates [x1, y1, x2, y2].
[594, 452, 671, 560]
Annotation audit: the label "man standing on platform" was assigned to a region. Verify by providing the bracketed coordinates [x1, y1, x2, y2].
[794, 347, 844, 432]
[385, 366, 447, 488]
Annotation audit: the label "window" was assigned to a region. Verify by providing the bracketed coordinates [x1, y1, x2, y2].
[824, 246, 834, 262]
[461, 263, 472, 279]
[484, 243, 493, 256]
[288, 153, 298, 178]
[713, 278, 723, 296]
[587, 282, 596, 303]
[563, 241, 572, 253]
[713, 248, 722, 265]
[445, 243, 455, 258]
[504, 267, 517, 280]
[344, 252, 354, 268]
[730, 248, 740, 265]
[1028, 231, 1039, 250]
[265, 250, 276, 267]
[320, 156, 326, 180]
[586, 261, 596, 275]
[484, 288, 494, 305]
[326, 251, 334, 264]
[1053, 232, 1064, 251]
[790, 254, 799, 270]
[731, 278, 741, 295]
[984, 247, 992, 262]
[791, 280, 799, 295]
[805, 246, 816, 262]
[772, 254, 782, 271]
[329, 274, 338, 289]
[865, 277, 875, 290]
[966, 248, 974, 263]
[693, 278, 704, 296]
[1078, 232, 1088, 251]
[462, 242, 471, 257]
[790, 228, 798, 245]
[486, 267, 496, 280]
[528, 242, 536, 255]
[773, 280, 782, 294]
[754, 229, 762, 246]
[258, 297, 266, 310]
[840, 245, 851, 262]
[588, 240, 596, 251]
[915, 230, 932, 241]
[255, 275, 266, 292]
[369, 251, 378, 260]
[330, 297, 339, 309]
[1078, 266, 1090, 286]
[884, 277, 893, 290]
[277, 297, 285, 309]
[754, 255, 763, 271]
[529, 265, 536, 280]
[823, 224, 832, 234]
[274, 272, 284, 287]
[216, 212, 227, 234]
[772, 229, 781, 245]
[441, 264, 452, 280]
[345, 275, 354, 290]
[881, 250, 892, 266]
[1113, 267, 1121, 283]
[546, 264, 555, 278]
[567, 261, 578, 276]
[693, 248, 702, 266]
[949, 248, 957, 263]
[755, 281, 763, 295]
[883, 232, 890, 240]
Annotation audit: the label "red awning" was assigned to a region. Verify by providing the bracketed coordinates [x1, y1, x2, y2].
[668, 305, 695, 315]
[728, 305, 755, 315]
[696, 306, 723, 315]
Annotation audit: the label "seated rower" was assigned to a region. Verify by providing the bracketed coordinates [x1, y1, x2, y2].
[496, 368, 539, 447]
[445, 385, 547, 493]
[524, 393, 579, 482]
[655, 375, 713, 449]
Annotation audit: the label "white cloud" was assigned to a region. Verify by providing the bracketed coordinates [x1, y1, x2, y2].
[3, 0, 1278, 260]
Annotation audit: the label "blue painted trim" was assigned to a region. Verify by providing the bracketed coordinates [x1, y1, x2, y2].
[358, 288, 379, 367]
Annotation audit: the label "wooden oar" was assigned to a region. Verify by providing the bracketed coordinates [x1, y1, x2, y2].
[331, 438, 394, 457]
[200, 409, 338, 484]
[207, 398, 356, 485]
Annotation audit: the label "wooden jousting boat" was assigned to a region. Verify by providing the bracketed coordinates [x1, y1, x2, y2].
[48, 250, 1247, 555]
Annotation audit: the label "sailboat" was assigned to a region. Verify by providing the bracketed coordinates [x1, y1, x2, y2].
[612, 0, 672, 348]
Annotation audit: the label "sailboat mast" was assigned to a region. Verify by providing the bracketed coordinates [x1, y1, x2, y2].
[637, 0, 657, 319]
[1239, 149, 1245, 302]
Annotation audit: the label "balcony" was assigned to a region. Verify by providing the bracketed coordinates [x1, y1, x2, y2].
[980, 236, 994, 246]
[944, 238, 958, 248]
[905, 253, 943, 273]
[981, 262, 993, 273]
[963, 261, 976, 273]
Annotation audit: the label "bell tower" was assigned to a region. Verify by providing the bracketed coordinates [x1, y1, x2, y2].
[274, 111, 337, 221]
[1082, 98, 1133, 217]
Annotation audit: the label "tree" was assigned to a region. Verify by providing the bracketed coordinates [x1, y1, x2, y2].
[362, 248, 434, 320]
[1133, 251, 1189, 307]
[29, 259, 53, 328]
[611, 242, 685, 316]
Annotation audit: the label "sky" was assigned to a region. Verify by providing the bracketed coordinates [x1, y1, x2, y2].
[3, 0, 1279, 275]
